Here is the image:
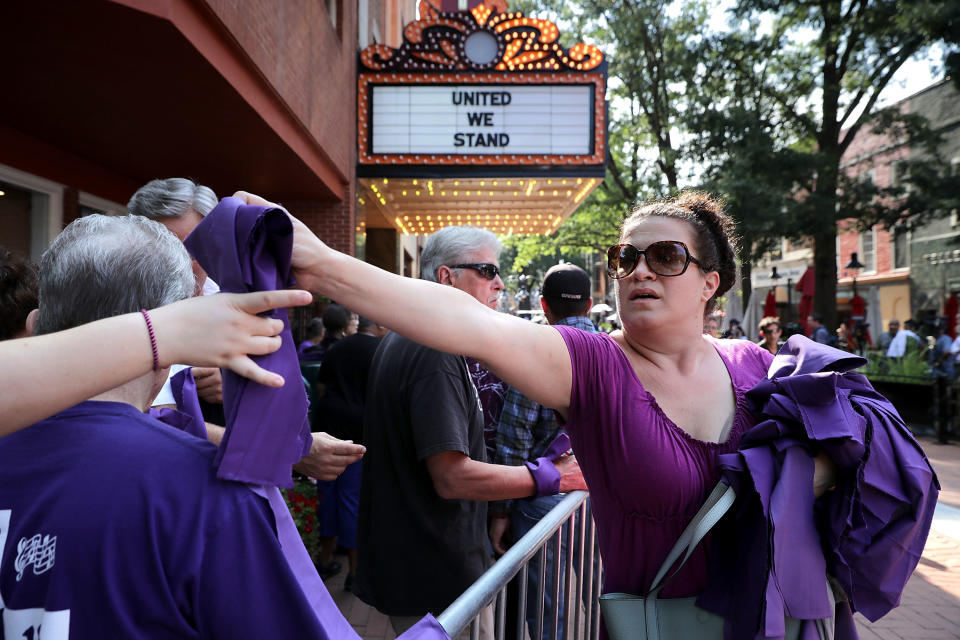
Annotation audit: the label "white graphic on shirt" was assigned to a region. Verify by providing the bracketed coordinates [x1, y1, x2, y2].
[1, 511, 71, 639]
[14, 533, 57, 581]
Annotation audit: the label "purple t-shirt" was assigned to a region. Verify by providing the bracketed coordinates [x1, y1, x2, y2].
[0, 401, 328, 639]
[555, 327, 773, 600]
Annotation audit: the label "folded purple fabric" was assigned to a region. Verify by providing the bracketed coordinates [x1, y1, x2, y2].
[184, 197, 311, 487]
[184, 199, 449, 640]
[246, 484, 450, 639]
[700, 335, 939, 640]
[524, 432, 571, 498]
[147, 368, 207, 441]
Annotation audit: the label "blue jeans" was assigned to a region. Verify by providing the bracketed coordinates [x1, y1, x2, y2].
[511, 494, 571, 640]
[316, 459, 362, 548]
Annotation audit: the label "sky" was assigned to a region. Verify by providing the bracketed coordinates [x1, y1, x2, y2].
[880, 45, 947, 105]
[703, 2, 948, 106]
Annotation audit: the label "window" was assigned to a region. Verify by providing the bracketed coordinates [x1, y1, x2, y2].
[893, 225, 909, 270]
[860, 229, 876, 272]
[890, 161, 902, 187]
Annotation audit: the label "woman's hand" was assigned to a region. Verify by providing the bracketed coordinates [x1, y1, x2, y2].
[231, 190, 330, 295]
[813, 451, 837, 497]
[150, 289, 312, 387]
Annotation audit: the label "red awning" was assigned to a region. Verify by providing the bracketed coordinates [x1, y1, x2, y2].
[764, 289, 778, 318]
[851, 295, 866, 318]
[946, 294, 958, 340]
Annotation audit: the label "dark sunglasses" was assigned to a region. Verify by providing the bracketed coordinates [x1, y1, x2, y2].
[450, 263, 500, 280]
[606, 241, 703, 279]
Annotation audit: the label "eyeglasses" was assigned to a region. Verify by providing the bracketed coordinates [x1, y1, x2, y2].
[450, 263, 501, 280]
[606, 241, 703, 279]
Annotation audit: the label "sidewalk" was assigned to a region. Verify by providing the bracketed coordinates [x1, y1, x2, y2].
[854, 437, 960, 639]
[341, 436, 960, 640]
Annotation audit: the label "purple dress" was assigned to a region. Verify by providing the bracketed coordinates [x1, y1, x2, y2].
[555, 326, 773, 602]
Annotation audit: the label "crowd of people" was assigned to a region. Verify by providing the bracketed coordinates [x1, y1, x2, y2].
[0, 181, 939, 640]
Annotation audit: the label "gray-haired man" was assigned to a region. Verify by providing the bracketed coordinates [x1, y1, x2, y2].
[127, 178, 364, 480]
[1, 215, 331, 637]
[128, 178, 223, 410]
[355, 226, 586, 639]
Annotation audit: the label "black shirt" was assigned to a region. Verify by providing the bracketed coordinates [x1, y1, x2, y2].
[314, 333, 381, 444]
[355, 332, 488, 616]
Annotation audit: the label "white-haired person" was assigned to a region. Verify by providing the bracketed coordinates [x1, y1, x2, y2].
[127, 177, 363, 479]
[127, 177, 225, 415]
[0, 215, 344, 637]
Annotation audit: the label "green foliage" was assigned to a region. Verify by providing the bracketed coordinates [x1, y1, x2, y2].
[863, 348, 932, 384]
[507, 0, 960, 323]
[726, 0, 960, 327]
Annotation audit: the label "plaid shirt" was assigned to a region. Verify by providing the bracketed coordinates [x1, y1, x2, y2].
[492, 315, 596, 513]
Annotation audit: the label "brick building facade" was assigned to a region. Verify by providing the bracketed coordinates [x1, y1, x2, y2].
[838, 78, 960, 334]
[0, 0, 414, 264]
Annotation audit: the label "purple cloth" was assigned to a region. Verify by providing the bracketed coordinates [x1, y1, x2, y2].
[184, 199, 449, 640]
[555, 326, 773, 611]
[701, 335, 939, 640]
[524, 432, 572, 497]
[298, 339, 315, 355]
[466, 357, 507, 458]
[147, 367, 208, 440]
[0, 401, 336, 638]
[184, 197, 311, 487]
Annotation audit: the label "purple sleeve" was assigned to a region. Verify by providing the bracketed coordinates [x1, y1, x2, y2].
[553, 326, 619, 441]
[194, 491, 331, 639]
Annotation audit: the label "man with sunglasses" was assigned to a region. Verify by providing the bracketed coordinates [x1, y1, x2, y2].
[355, 226, 586, 639]
[757, 316, 784, 355]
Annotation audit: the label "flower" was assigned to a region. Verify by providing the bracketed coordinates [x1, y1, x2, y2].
[283, 476, 320, 559]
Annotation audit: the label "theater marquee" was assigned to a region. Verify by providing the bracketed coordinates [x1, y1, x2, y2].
[371, 84, 594, 155]
[357, 0, 607, 235]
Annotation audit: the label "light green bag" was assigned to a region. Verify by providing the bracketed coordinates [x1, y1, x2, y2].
[599, 482, 828, 640]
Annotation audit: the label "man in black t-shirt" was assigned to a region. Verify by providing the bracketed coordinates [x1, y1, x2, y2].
[312, 317, 387, 589]
[355, 226, 585, 639]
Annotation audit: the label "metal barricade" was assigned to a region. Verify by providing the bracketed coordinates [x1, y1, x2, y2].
[437, 491, 603, 640]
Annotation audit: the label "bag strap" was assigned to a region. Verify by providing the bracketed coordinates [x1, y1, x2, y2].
[647, 481, 735, 597]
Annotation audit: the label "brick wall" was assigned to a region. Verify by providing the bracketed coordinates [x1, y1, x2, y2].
[62, 187, 79, 229]
[285, 182, 356, 256]
[202, 0, 357, 179]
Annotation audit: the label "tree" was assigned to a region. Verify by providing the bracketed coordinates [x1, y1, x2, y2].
[729, 0, 960, 329]
[510, 1, 819, 311]
[505, 0, 715, 278]
[685, 25, 820, 309]
[509, 0, 959, 326]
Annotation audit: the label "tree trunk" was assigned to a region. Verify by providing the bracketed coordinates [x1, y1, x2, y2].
[739, 249, 753, 318]
[812, 162, 840, 332]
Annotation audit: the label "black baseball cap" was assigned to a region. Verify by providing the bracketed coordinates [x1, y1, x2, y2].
[541, 264, 591, 301]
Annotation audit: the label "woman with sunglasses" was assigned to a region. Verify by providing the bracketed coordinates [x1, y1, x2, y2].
[238, 190, 836, 637]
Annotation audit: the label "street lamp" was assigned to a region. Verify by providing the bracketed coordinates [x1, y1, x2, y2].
[845, 252, 866, 297]
[770, 266, 793, 321]
[845, 253, 867, 353]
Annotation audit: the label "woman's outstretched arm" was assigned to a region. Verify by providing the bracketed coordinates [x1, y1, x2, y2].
[0, 289, 312, 436]
[235, 192, 574, 414]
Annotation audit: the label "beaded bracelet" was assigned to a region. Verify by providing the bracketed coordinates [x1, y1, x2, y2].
[140, 309, 160, 371]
